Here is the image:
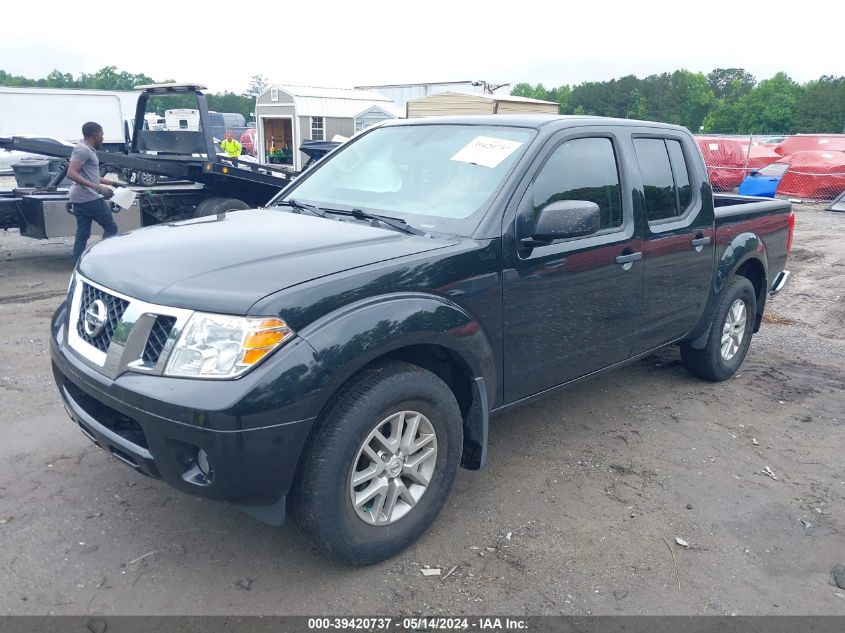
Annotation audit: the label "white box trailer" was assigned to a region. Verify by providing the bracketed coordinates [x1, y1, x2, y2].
[0, 87, 140, 148]
[164, 108, 200, 131]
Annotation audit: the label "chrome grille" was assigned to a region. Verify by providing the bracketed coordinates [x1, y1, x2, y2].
[67, 274, 193, 378]
[142, 315, 176, 364]
[76, 283, 129, 353]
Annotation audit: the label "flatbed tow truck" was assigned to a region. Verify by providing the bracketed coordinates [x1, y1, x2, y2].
[0, 83, 299, 238]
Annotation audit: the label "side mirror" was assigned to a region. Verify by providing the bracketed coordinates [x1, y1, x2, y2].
[521, 200, 601, 247]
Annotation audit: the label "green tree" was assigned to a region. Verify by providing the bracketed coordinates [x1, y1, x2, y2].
[791, 75, 845, 133]
[735, 72, 803, 133]
[638, 70, 714, 130]
[626, 87, 648, 120]
[44, 70, 75, 88]
[510, 82, 535, 98]
[244, 73, 268, 98]
[701, 100, 743, 134]
[707, 68, 756, 102]
[546, 85, 571, 113]
[208, 91, 255, 121]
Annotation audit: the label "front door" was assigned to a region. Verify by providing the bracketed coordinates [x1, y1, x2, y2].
[502, 134, 645, 403]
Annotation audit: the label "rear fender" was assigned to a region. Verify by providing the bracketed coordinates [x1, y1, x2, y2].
[687, 233, 768, 348]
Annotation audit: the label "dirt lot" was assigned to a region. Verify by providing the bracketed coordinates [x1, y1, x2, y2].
[0, 194, 843, 616]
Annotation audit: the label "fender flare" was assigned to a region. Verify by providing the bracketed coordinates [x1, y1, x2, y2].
[298, 292, 496, 469]
[687, 233, 769, 349]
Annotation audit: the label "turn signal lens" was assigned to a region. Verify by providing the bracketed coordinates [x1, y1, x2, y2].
[241, 348, 271, 365]
[245, 328, 287, 349]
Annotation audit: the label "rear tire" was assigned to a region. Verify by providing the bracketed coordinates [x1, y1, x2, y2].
[193, 197, 250, 218]
[681, 276, 757, 382]
[290, 362, 463, 565]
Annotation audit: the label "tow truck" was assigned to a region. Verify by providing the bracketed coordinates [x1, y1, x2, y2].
[0, 83, 302, 238]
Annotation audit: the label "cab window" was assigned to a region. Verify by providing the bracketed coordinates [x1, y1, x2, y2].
[532, 137, 623, 230]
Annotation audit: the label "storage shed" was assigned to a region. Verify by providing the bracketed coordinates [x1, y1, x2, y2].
[352, 105, 405, 133]
[355, 81, 507, 108]
[254, 85, 395, 170]
[406, 91, 559, 118]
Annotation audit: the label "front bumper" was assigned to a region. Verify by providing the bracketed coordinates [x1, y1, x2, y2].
[51, 301, 332, 523]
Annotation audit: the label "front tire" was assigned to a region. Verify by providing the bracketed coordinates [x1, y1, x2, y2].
[681, 276, 757, 382]
[290, 362, 463, 565]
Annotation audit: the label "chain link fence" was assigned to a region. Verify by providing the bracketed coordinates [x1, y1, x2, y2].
[694, 134, 845, 202]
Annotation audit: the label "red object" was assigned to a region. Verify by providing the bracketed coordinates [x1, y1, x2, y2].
[774, 135, 845, 157]
[736, 141, 781, 170]
[239, 129, 257, 155]
[696, 137, 748, 191]
[775, 151, 845, 199]
[786, 211, 795, 253]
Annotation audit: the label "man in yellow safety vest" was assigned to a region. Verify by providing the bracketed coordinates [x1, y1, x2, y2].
[220, 130, 242, 160]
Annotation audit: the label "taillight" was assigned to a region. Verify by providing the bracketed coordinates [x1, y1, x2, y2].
[786, 211, 795, 253]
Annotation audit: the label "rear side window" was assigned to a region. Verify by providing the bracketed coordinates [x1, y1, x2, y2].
[666, 140, 692, 211]
[634, 138, 695, 222]
[532, 137, 623, 230]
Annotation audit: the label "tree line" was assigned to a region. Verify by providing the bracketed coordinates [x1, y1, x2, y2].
[511, 68, 845, 135]
[3, 66, 844, 135]
[0, 67, 269, 122]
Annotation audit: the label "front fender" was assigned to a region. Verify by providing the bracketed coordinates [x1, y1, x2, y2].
[298, 292, 496, 402]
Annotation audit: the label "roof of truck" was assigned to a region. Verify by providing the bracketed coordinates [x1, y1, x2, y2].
[391, 114, 690, 133]
[134, 83, 208, 93]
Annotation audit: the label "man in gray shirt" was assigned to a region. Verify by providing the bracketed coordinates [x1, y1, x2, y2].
[68, 121, 123, 261]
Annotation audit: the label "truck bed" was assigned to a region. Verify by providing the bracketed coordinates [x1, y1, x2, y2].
[713, 193, 792, 293]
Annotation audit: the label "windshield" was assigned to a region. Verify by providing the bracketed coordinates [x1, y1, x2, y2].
[275, 124, 536, 234]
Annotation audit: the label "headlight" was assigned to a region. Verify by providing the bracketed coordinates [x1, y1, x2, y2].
[164, 313, 293, 379]
[66, 271, 76, 306]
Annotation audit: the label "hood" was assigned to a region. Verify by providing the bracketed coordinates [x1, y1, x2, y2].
[79, 208, 456, 313]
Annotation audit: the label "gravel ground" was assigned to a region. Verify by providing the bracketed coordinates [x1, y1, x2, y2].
[0, 199, 843, 616]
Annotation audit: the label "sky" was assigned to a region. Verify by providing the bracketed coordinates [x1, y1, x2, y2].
[2, 0, 843, 94]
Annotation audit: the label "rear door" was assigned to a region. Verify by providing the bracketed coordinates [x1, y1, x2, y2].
[501, 131, 645, 403]
[630, 135, 715, 354]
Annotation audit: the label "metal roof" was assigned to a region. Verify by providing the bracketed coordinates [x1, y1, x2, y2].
[353, 104, 406, 119]
[416, 91, 558, 106]
[356, 80, 479, 89]
[259, 85, 396, 118]
[274, 85, 393, 101]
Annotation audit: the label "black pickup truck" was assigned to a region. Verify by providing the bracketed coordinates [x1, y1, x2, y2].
[50, 116, 793, 564]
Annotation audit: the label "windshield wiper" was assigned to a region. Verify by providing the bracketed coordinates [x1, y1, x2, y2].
[279, 199, 327, 218]
[333, 208, 425, 236]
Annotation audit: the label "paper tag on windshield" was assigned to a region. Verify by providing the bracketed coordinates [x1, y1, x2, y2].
[709, 143, 719, 151]
[451, 136, 523, 169]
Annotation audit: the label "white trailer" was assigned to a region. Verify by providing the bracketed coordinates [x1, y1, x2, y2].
[0, 87, 139, 148]
[164, 109, 200, 131]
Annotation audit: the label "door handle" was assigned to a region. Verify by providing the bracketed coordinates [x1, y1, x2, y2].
[615, 252, 643, 265]
[692, 236, 711, 252]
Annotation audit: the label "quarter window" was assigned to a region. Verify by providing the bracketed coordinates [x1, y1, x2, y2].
[667, 140, 692, 211]
[532, 137, 623, 231]
[634, 138, 694, 222]
[311, 116, 325, 141]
